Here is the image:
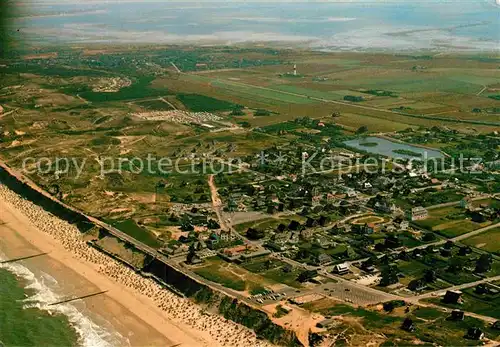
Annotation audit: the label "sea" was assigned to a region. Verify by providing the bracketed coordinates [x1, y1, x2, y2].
[0, 250, 124, 347]
[11, 0, 500, 51]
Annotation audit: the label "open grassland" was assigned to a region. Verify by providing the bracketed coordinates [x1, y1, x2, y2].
[304, 297, 500, 346]
[193, 256, 278, 293]
[415, 206, 488, 238]
[462, 227, 500, 254]
[151, 52, 499, 132]
[241, 257, 304, 288]
[427, 287, 500, 320]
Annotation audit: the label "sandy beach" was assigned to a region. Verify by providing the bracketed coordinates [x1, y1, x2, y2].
[0, 183, 273, 347]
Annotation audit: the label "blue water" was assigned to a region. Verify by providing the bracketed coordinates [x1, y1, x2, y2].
[344, 136, 445, 159]
[15, 1, 500, 51]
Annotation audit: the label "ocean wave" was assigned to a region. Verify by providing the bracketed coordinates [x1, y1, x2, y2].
[0, 253, 125, 347]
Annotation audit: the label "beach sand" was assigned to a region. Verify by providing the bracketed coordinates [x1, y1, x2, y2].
[0, 222, 173, 347]
[0, 184, 273, 347]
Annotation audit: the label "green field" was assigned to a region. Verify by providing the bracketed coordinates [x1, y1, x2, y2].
[193, 257, 277, 292]
[415, 206, 487, 238]
[462, 227, 500, 254]
[304, 299, 499, 346]
[269, 84, 345, 101]
[210, 80, 318, 105]
[79, 76, 169, 102]
[135, 99, 174, 110]
[176, 93, 237, 112]
[194, 264, 246, 291]
[428, 286, 500, 320]
[109, 219, 162, 248]
[241, 257, 303, 288]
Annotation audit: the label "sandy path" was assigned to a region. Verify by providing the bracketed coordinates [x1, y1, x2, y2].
[0, 184, 273, 347]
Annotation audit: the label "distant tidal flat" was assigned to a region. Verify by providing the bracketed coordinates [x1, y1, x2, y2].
[13, 1, 500, 51]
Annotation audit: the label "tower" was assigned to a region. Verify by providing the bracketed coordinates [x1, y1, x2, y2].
[293, 64, 297, 76]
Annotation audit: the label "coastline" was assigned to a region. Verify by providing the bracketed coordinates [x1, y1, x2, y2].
[0, 183, 272, 347]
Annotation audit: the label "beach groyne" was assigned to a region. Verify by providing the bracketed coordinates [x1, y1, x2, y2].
[0, 162, 302, 347]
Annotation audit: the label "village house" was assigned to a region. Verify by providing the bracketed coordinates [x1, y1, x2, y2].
[406, 206, 428, 221]
[401, 318, 415, 332]
[465, 327, 484, 340]
[219, 230, 235, 242]
[399, 220, 410, 230]
[222, 245, 247, 257]
[374, 200, 397, 214]
[311, 194, 322, 207]
[317, 253, 333, 266]
[407, 278, 427, 292]
[300, 228, 314, 240]
[443, 290, 463, 304]
[333, 263, 350, 275]
[450, 309, 465, 321]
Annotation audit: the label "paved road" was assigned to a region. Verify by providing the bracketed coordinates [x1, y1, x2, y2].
[207, 174, 251, 245]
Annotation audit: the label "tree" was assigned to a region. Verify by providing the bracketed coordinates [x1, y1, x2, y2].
[475, 254, 493, 273]
[181, 219, 194, 232]
[380, 265, 399, 286]
[422, 232, 436, 242]
[356, 126, 368, 134]
[207, 219, 220, 229]
[230, 108, 245, 116]
[448, 256, 465, 273]
[484, 149, 498, 162]
[423, 269, 436, 283]
[444, 240, 454, 249]
[246, 228, 265, 240]
[238, 121, 251, 128]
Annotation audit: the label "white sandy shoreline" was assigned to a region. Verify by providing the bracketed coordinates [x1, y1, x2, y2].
[0, 183, 274, 347]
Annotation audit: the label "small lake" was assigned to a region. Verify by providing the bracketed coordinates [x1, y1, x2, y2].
[343, 136, 444, 160]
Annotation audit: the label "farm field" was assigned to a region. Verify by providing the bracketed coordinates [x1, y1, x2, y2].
[462, 228, 500, 254]
[414, 206, 488, 238]
[427, 287, 500, 320]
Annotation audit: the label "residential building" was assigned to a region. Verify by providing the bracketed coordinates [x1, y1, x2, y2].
[401, 318, 415, 332]
[460, 197, 472, 209]
[443, 290, 463, 304]
[333, 263, 350, 275]
[317, 254, 333, 266]
[450, 310, 465, 321]
[465, 328, 484, 340]
[406, 206, 428, 221]
[407, 279, 426, 292]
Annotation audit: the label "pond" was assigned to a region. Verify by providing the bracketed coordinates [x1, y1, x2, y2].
[344, 136, 444, 159]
